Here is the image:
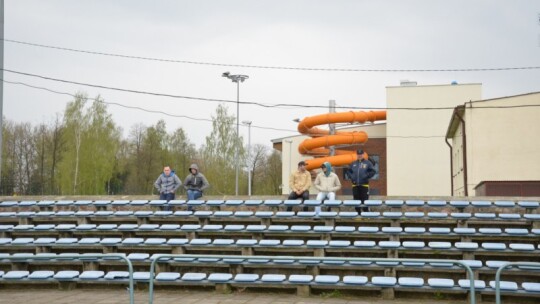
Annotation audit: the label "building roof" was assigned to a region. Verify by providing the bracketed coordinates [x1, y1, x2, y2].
[445, 91, 540, 139]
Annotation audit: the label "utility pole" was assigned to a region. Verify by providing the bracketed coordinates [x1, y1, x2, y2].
[329, 100, 336, 156]
[0, 0, 4, 190]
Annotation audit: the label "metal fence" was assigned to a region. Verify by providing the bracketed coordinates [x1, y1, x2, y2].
[148, 254, 477, 304]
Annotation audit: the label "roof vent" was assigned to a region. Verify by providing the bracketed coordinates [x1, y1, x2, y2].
[400, 80, 417, 86]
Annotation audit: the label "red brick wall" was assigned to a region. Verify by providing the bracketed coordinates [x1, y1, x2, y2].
[334, 138, 387, 196]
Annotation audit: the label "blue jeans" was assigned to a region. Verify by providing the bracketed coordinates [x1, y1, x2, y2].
[159, 192, 175, 211]
[187, 190, 202, 211]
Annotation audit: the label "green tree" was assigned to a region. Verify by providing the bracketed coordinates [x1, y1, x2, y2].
[202, 104, 244, 195]
[57, 93, 120, 194]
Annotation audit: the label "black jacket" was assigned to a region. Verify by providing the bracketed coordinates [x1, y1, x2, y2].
[346, 159, 376, 185]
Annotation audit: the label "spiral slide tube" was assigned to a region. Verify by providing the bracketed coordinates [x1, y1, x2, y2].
[297, 111, 386, 170]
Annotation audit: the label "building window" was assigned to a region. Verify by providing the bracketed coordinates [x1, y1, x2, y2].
[370, 155, 380, 180]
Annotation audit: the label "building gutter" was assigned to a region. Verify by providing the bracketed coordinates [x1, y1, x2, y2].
[445, 135, 454, 196]
[454, 105, 468, 196]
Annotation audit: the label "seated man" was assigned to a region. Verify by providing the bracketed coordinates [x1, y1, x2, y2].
[286, 161, 312, 212]
[184, 163, 210, 211]
[314, 161, 341, 214]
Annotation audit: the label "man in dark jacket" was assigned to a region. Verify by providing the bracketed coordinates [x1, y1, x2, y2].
[154, 166, 182, 202]
[183, 163, 210, 202]
[346, 149, 376, 213]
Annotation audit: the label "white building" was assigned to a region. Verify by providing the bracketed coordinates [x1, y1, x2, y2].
[446, 92, 540, 196]
[386, 83, 482, 196]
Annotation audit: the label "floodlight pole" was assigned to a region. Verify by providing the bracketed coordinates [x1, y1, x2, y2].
[222, 72, 249, 196]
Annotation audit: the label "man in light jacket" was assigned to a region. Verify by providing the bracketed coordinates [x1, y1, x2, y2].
[154, 166, 182, 202]
[287, 161, 312, 212]
[314, 161, 341, 214]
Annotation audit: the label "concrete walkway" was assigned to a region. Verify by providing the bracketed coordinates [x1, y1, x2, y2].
[0, 288, 465, 304]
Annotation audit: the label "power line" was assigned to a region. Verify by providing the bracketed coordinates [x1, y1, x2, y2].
[4, 68, 540, 111]
[4, 79, 462, 139]
[5, 38, 540, 72]
[1, 79, 297, 133]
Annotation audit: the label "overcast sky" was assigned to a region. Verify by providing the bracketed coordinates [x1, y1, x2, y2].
[4, 0, 540, 148]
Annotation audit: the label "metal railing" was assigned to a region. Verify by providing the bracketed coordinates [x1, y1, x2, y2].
[0, 253, 135, 304]
[148, 254, 476, 304]
[495, 261, 540, 304]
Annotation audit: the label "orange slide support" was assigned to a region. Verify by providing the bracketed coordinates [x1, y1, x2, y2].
[297, 111, 387, 170]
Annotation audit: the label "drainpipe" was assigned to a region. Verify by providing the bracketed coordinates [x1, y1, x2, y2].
[445, 136, 454, 196]
[455, 106, 468, 197]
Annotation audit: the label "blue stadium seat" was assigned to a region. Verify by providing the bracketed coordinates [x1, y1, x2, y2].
[156, 272, 180, 281]
[482, 243, 507, 250]
[225, 200, 243, 206]
[404, 212, 424, 218]
[54, 271, 80, 280]
[372, 276, 397, 286]
[405, 200, 424, 206]
[208, 273, 233, 282]
[343, 200, 362, 207]
[385, 200, 404, 207]
[518, 201, 539, 208]
[259, 239, 280, 246]
[234, 274, 259, 282]
[509, 243, 535, 251]
[79, 271, 105, 280]
[244, 200, 263, 206]
[522, 282, 540, 292]
[283, 240, 304, 247]
[489, 281, 518, 291]
[458, 279, 486, 289]
[315, 275, 339, 284]
[130, 200, 149, 206]
[261, 274, 286, 282]
[206, 200, 224, 206]
[450, 200, 470, 208]
[402, 241, 425, 249]
[354, 241, 376, 248]
[399, 277, 424, 287]
[224, 225, 245, 231]
[105, 271, 129, 280]
[265, 200, 283, 207]
[28, 270, 54, 280]
[173, 211, 192, 217]
[3, 271, 29, 280]
[428, 278, 454, 288]
[494, 201, 515, 208]
[471, 201, 492, 207]
[268, 225, 288, 231]
[427, 200, 446, 207]
[343, 276, 368, 285]
[289, 274, 313, 283]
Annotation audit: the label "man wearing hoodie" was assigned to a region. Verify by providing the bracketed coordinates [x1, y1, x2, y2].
[154, 166, 182, 202]
[183, 164, 210, 204]
[314, 161, 341, 214]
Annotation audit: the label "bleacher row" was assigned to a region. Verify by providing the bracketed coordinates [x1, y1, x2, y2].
[2, 223, 540, 237]
[1, 268, 539, 294]
[2, 210, 540, 221]
[1, 199, 538, 209]
[1, 198, 539, 301]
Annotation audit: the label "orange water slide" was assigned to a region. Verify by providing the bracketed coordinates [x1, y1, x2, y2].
[297, 111, 387, 170]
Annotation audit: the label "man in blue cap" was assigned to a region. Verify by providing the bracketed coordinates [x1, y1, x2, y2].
[346, 149, 376, 213]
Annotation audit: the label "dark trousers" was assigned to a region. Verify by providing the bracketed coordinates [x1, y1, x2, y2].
[352, 186, 369, 213]
[159, 192, 175, 211]
[287, 191, 309, 212]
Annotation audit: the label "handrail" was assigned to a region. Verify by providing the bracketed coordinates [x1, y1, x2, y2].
[0, 253, 134, 304]
[148, 254, 476, 304]
[495, 261, 540, 304]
